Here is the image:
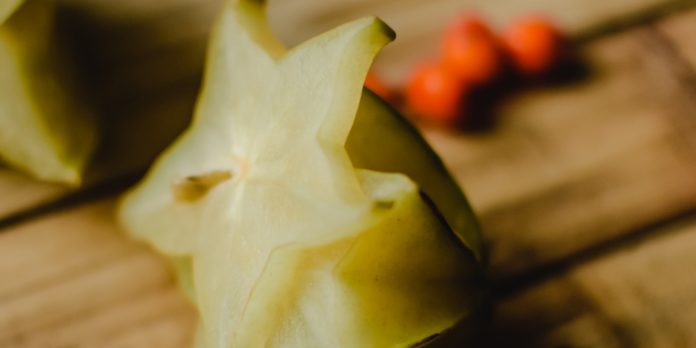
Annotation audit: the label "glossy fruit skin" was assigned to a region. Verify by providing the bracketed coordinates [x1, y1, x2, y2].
[349, 90, 483, 258]
[406, 62, 466, 125]
[503, 16, 561, 76]
[0, 0, 96, 185]
[441, 15, 501, 85]
[0, 0, 23, 22]
[119, 1, 484, 346]
[447, 14, 492, 38]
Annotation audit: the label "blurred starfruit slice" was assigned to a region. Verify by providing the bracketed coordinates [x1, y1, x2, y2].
[0, 0, 96, 185]
[119, 0, 484, 346]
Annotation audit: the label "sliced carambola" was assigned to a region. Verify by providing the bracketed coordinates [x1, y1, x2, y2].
[349, 91, 482, 259]
[119, 0, 483, 347]
[0, 0, 96, 184]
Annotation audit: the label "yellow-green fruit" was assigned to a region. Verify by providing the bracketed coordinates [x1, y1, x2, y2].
[0, 0, 22, 22]
[119, 0, 483, 347]
[0, 0, 96, 185]
[349, 91, 482, 259]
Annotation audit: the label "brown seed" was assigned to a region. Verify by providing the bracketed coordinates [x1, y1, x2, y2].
[172, 170, 233, 203]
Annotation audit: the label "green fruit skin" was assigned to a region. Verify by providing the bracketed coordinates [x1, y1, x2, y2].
[122, 0, 486, 345]
[348, 90, 484, 261]
[0, 0, 96, 185]
[167, 88, 488, 347]
[0, 0, 22, 23]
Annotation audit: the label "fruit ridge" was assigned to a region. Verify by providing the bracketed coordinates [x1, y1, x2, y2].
[120, 1, 483, 346]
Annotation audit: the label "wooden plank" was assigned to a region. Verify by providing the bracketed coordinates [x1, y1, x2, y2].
[0, 0, 223, 221]
[423, 27, 696, 279]
[492, 215, 696, 347]
[660, 9, 696, 69]
[269, 0, 691, 83]
[0, 170, 69, 220]
[18, 289, 194, 348]
[0, 201, 195, 347]
[2, 186, 695, 347]
[1, 0, 689, 221]
[2, 1, 696, 297]
[1, 1, 696, 346]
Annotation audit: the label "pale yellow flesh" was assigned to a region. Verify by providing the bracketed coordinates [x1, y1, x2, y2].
[119, 0, 481, 347]
[225, 171, 478, 347]
[0, 0, 96, 185]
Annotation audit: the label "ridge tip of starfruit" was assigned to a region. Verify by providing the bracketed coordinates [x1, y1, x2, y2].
[41, 168, 82, 187]
[61, 170, 82, 187]
[348, 16, 395, 45]
[368, 16, 396, 42]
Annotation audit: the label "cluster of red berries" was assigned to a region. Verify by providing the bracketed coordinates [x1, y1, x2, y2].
[366, 14, 567, 128]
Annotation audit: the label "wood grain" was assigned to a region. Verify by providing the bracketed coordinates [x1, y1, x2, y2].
[0, 0, 690, 221]
[424, 27, 696, 278]
[0, 170, 69, 220]
[660, 9, 696, 69]
[2, 1, 696, 346]
[269, 0, 692, 83]
[492, 215, 696, 347]
[0, 0, 223, 221]
[0, 201, 195, 348]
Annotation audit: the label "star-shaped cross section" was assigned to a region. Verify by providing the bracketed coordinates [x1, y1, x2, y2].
[120, 1, 480, 346]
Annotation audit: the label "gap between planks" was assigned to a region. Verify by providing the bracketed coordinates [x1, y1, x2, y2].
[1, 0, 696, 322]
[1, 0, 694, 225]
[486, 15, 696, 294]
[490, 212, 696, 347]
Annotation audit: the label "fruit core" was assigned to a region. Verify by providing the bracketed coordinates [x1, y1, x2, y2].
[172, 170, 233, 203]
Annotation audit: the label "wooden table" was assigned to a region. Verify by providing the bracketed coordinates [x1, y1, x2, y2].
[2, 0, 696, 346]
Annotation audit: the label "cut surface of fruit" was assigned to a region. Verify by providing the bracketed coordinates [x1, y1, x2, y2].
[119, 0, 483, 347]
[0, 0, 96, 184]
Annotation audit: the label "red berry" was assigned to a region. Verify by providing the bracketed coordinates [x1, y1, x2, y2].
[442, 14, 502, 85]
[446, 14, 493, 38]
[503, 16, 562, 76]
[406, 62, 467, 125]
